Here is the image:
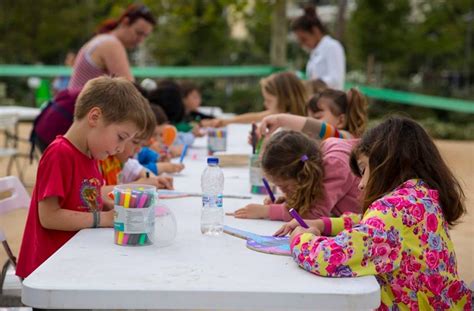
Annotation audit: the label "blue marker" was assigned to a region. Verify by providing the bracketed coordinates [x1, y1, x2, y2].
[179, 144, 189, 164]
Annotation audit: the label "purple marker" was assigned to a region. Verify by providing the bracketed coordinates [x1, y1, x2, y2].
[289, 208, 309, 229]
[262, 177, 275, 203]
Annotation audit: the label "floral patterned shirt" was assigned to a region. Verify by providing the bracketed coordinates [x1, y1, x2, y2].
[291, 179, 472, 310]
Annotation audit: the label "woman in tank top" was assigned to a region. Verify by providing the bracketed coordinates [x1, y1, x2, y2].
[68, 4, 156, 89]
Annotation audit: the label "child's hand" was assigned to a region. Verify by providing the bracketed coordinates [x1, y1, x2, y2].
[201, 118, 224, 128]
[290, 226, 321, 243]
[263, 195, 286, 205]
[135, 176, 174, 190]
[156, 176, 173, 189]
[258, 114, 282, 136]
[158, 162, 185, 174]
[274, 218, 299, 236]
[274, 218, 324, 237]
[192, 124, 206, 137]
[227, 204, 269, 219]
[100, 210, 115, 228]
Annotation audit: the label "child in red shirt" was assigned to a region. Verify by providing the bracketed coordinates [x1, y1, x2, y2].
[16, 76, 153, 279]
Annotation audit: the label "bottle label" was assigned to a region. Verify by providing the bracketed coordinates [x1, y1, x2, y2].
[202, 194, 223, 208]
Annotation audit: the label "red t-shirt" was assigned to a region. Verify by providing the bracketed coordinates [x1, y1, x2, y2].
[16, 136, 103, 279]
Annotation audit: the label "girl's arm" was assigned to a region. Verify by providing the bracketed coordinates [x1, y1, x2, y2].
[259, 114, 352, 139]
[99, 39, 134, 81]
[290, 201, 403, 278]
[258, 114, 307, 136]
[302, 119, 352, 139]
[204, 110, 272, 128]
[38, 196, 114, 231]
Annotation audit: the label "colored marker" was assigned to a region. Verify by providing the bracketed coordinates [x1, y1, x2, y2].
[139, 234, 147, 245]
[122, 233, 129, 245]
[251, 123, 257, 154]
[137, 192, 149, 209]
[117, 231, 125, 245]
[123, 190, 131, 208]
[262, 177, 276, 203]
[289, 208, 309, 229]
[179, 144, 189, 163]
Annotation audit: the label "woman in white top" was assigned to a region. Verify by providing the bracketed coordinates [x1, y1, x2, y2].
[292, 6, 346, 90]
[68, 4, 156, 89]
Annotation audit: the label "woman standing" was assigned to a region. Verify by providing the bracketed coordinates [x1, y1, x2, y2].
[292, 6, 345, 90]
[68, 4, 156, 89]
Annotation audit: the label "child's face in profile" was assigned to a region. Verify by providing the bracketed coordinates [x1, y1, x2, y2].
[116, 138, 143, 163]
[308, 98, 346, 129]
[262, 89, 279, 113]
[184, 90, 202, 112]
[154, 125, 167, 141]
[356, 155, 370, 191]
[267, 175, 297, 196]
[88, 117, 139, 160]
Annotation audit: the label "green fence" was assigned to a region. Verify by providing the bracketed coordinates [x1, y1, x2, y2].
[0, 65, 283, 78]
[0, 64, 473, 113]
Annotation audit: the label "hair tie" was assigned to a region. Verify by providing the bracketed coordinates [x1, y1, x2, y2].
[300, 155, 308, 162]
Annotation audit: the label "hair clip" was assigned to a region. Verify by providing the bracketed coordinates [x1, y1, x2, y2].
[300, 154, 308, 162]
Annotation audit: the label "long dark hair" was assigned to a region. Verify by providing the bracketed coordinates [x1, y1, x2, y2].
[349, 116, 466, 226]
[261, 130, 324, 216]
[291, 5, 327, 34]
[307, 88, 368, 137]
[97, 4, 156, 34]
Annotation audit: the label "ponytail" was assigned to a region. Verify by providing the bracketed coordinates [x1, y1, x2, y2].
[96, 4, 156, 35]
[97, 18, 120, 34]
[291, 5, 327, 34]
[345, 88, 368, 137]
[289, 153, 324, 217]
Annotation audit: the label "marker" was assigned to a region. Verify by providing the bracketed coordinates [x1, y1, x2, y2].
[289, 208, 309, 229]
[123, 190, 131, 208]
[137, 192, 149, 209]
[262, 178, 275, 203]
[251, 123, 257, 154]
[179, 144, 189, 164]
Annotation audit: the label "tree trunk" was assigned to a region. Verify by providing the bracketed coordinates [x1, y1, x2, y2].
[270, 0, 287, 67]
[336, 0, 348, 43]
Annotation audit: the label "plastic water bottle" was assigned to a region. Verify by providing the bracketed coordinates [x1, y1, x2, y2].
[201, 157, 224, 235]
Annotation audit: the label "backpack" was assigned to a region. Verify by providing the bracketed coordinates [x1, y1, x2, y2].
[29, 88, 81, 160]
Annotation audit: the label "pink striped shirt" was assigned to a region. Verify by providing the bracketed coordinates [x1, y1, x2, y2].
[68, 35, 117, 89]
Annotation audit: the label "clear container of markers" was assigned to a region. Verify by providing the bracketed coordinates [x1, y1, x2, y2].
[249, 154, 275, 194]
[207, 127, 227, 155]
[113, 185, 157, 246]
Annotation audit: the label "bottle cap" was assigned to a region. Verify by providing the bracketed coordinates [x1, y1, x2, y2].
[207, 157, 219, 165]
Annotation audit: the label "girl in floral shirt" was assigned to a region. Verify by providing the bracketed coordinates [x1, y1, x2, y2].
[277, 116, 471, 310]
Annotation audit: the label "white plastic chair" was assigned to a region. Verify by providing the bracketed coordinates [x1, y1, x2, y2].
[0, 176, 30, 297]
[0, 113, 21, 181]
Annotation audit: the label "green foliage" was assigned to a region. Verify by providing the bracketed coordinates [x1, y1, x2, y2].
[346, 0, 412, 77]
[0, 0, 104, 64]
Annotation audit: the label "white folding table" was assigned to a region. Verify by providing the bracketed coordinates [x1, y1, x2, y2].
[21, 124, 380, 310]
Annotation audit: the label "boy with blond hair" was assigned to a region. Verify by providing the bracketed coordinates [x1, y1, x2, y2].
[16, 76, 152, 278]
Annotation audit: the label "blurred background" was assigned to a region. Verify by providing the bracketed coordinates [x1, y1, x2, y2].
[0, 0, 473, 138]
